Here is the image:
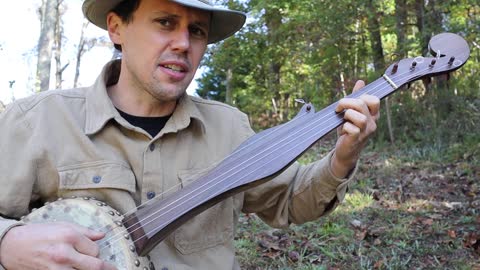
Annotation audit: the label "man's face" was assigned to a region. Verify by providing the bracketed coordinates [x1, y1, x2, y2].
[109, 0, 210, 103]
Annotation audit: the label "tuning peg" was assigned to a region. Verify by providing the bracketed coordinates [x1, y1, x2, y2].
[407, 83, 411, 89]
[391, 63, 399, 74]
[446, 73, 451, 81]
[295, 99, 312, 112]
[410, 61, 417, 70]
[448, 56, 455, 65]
[429, 59, 436, 68]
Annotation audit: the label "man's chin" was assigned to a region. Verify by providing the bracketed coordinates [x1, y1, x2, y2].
[151, 88, 187, 103]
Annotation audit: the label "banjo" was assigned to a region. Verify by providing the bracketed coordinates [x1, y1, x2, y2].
[23, 33, 470, 269]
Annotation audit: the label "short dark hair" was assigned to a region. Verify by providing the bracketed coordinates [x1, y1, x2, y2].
[110, 0, 142, 51]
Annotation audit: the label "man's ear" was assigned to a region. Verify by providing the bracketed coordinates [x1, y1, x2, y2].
[106, 12, 123, 45]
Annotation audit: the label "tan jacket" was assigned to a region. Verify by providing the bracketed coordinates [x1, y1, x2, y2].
[0, 60, 353, 270]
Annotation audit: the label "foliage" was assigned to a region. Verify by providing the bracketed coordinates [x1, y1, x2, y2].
[196, 0, 480, 136]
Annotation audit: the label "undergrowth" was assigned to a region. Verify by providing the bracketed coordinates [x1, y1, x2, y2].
[236, 94, 479, 269]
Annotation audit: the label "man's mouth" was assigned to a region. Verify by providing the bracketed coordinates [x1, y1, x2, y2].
[161, 64, 187, 73]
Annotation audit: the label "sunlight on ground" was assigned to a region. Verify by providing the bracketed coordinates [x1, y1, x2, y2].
[337, 191, 374, 213]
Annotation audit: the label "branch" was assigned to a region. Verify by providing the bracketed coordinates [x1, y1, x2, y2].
[472, 40, 480, 50]
[59, 62, 70, 73]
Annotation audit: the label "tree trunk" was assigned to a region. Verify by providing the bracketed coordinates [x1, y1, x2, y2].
[395, 0, 408, 57]
[415, 0, 429, 55]
[54, 0, 67, 89]
[74, 20, 89, 88]
[36, 0, 57, 92]
[225, 68, 233, 104]
[366, 0, 385, 72]
[265, 6, 284, 120]
[366, 0, 393, 143]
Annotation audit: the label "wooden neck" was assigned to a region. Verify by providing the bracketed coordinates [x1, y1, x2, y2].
[122, 75, 401, 256]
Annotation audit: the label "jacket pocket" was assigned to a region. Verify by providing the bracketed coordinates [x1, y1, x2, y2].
[58, 161, 136, 194]
[173, 167, 234, 255]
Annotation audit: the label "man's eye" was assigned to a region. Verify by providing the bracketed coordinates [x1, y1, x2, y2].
[190, 26, 207, 38]
[155, 18, 172, 27]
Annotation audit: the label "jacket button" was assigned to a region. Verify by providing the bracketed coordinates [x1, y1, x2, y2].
[92, 175, 102, 183]
[147, 191, 156, 199]
[149, 144, 155, 151]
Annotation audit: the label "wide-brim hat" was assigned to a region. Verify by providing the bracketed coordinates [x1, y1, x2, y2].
[82, 0, 246, 44]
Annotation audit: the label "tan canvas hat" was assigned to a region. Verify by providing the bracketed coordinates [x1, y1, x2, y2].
[82, 0, 246, 44]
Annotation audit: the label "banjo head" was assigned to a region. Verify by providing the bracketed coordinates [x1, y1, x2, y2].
[23, 197, 154, 270]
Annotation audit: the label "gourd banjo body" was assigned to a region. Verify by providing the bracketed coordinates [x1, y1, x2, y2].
[22, 33, 469, 269]
[23, 197, 154, 269]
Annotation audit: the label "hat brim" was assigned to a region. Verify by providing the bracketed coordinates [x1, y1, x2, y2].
[82, 0, 246, 44]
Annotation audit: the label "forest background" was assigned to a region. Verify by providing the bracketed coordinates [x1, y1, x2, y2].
[0, 0, 479, 269]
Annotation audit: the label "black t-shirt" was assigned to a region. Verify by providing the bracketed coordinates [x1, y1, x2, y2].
[118, 109, 171, 137]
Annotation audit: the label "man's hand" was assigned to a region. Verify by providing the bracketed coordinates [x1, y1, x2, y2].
[0, 222, 117, 270]
[331, 80, 380, 178]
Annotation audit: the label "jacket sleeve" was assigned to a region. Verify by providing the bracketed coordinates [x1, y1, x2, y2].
[0, 102, 37, 268]
[238, 113, 356, 228]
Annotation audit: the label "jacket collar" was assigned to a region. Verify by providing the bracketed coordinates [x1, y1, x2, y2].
[85, 60, 206, 137]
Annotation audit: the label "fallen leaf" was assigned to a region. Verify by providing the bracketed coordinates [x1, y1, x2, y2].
[355, 229, 367, 241]
[288, 250, 300, 262]
[374, 260, 384, 269]
[262, 251, 281, 259]
[463, 233, 480, 254]
[448, 230, 457, 239]
[422, 218, 434, 226]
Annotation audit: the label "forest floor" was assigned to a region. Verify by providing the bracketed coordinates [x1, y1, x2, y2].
[235, 137, 480, 270]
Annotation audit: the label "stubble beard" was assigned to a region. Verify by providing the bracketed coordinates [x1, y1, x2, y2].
[133, 67, 190, 104]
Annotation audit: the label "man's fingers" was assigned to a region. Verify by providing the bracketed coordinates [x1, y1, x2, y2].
[352, 80, 365, 92]
[73, 235, 100, 257]
[63, 223, 104, 257]
[71, 253, 118, 270]
[335, 97, 368, 114]
[344, 109, 368, 131]
[340, 122, 361, 138]
[359, 94, 381, 120]
[68, 223, 105, 241]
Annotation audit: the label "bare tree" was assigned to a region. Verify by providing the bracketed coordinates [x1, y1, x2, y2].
[74, 23, 113, 88]
[74, 20, 89, 88]
[54, 0, 69, 89]
[36, 0, 57, 92]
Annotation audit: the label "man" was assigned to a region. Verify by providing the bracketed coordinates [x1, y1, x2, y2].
[0, 0, 380, 269]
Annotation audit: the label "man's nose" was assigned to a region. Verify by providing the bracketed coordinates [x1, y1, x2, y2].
[170, 28, 190, 52]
